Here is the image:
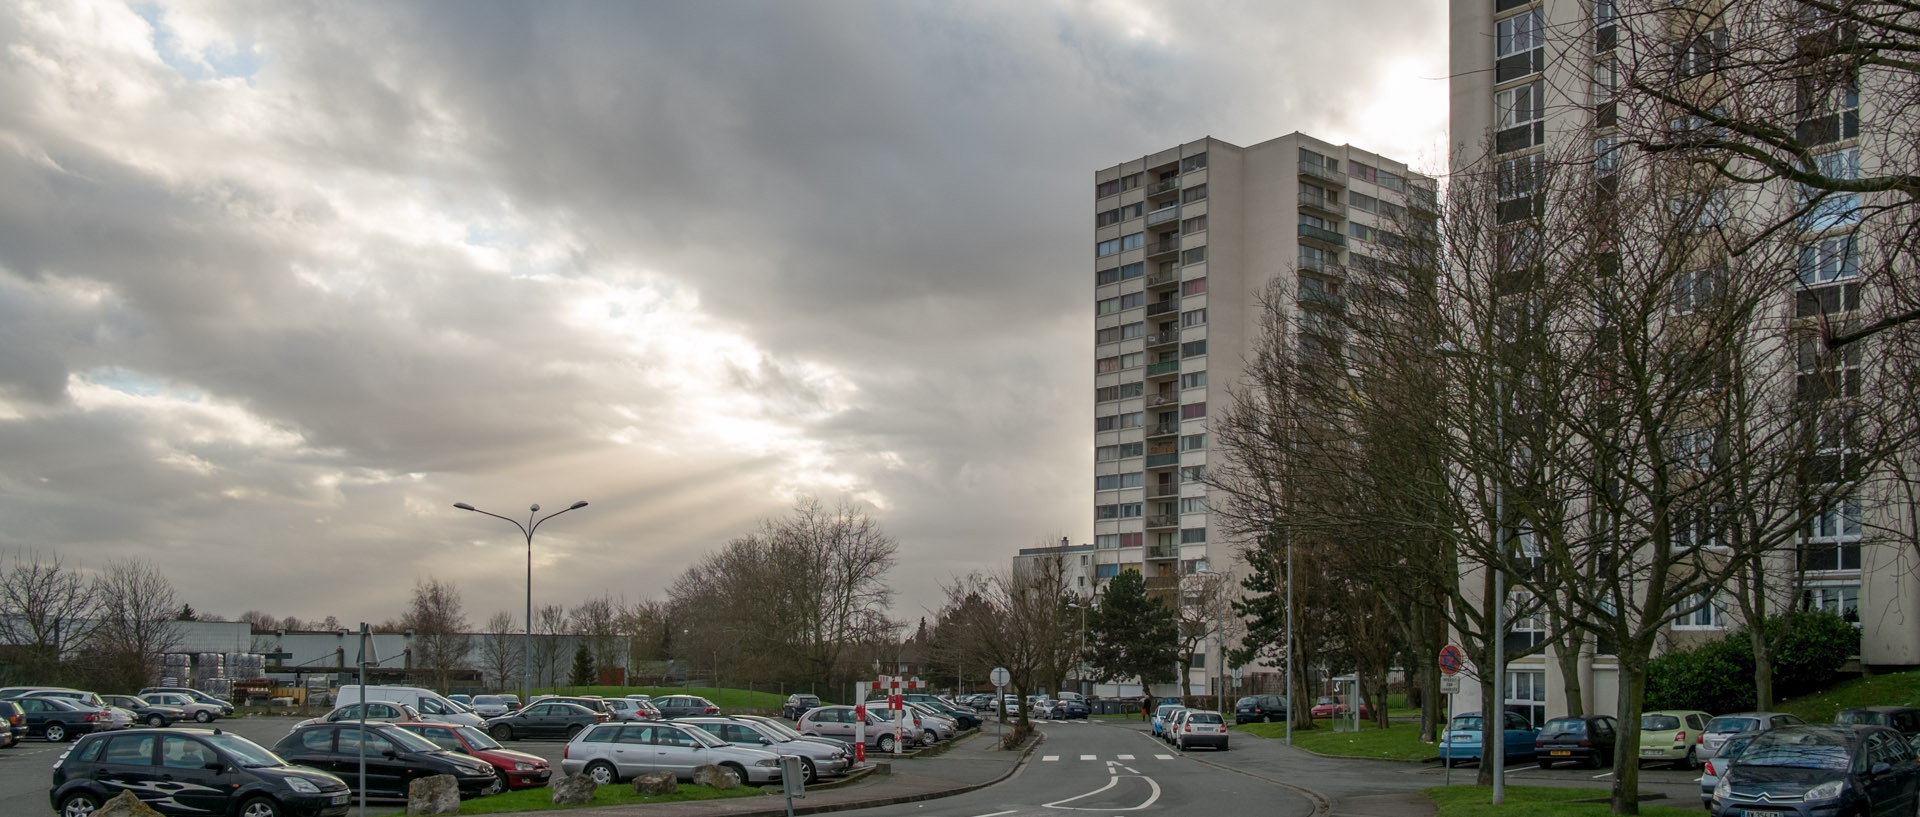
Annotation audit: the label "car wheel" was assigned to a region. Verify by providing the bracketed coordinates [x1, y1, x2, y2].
[565, 724, 584, 740]
[923, 730, 938, 745]
[1176, 736, 1185, 751]
[800, 757, 818, 784]
[1537, 758, 1553, 769]
[1588, 751, 1605, 769]
[1220, 742, 1230, 752]
[487, 768, 508, 795]
[58, 791, 102, 817]
[45, 723, 67, 742]
[490, 724, 514, 741]
[719, 762, 748, 786]
[239, 796, 283, 817]
[876, 734, 896, 753]
[1679, 748, 1697, 771]
[194, 710, 213, 723]
[586, 761, 618, 786]
[146, 714, 167, 728]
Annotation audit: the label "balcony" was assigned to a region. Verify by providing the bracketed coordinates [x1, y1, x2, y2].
[1299, 162, 1344, 184]
[1146, 300, 1179, 317]
[1145, 453, 1180, 468]
[1298, 288, 1347, 311]
[1146, 546, 1177, 559]
[1145, 177, 1181, 198]
[1298, 223, 1347, 248]
[1145, 575, 1180, 593]
[1145, 514, 1180, 529]
[1147, 421, 1180, 439]
[1145, 238, 1181, 258]
[1146, 360, 1181, 377]
[1147, 484, 1180, 499]
[1298, 191, 1345, 218]
[1146, 393, 1179, 408]
[1145, 270, 1180, 288]
[1147, 331, 1179, 349]
[1146, 205, 1181, 226]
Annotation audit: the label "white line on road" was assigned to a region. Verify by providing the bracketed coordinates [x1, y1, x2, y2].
[1041, 773, 1164, 811]
[1155, 754, 1173, 760]
[1042, 755, 1059, 761]
[1080, 754, 1096, 760]
[1117, 754, 1135, 760]
[965, 811, 1018, 817]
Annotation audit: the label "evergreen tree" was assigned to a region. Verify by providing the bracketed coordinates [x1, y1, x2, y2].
[1082, 570, 1177, 695]
[569, 642, 594, 687]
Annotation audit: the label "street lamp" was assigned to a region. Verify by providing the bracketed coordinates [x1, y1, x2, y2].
[1437, 340, 1506, 805]
[453, 500, 589, 709]
[1194, 569, 1226, 711]
[1066, 600, 1088, 697]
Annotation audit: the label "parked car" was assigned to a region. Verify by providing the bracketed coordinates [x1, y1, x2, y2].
[1309, 695, 1374, 720]
[1637, 710, 1711, 769]
[962, 693, 995, 711]
[334, 685, 483, 727]
[272, 721, 498, 801]
[783, 694, 822, 720]
[15, 696, 110, 742]
[51, 727, 353, 817]
[604, 698, 653, 722]
[395, 721, 553, 793]
[0, 700, 24, 747]
[1699, 732, 1761, 809]
[795, 705, 921, 753]
[139, 692, 228, 724]
[538, 696, 613, 717]
[735, 714, 862, 755]
[449, 694, 472, 707]
[483, 700, 604, 741]
[1699, 711, 1807, 761]
[1535, 715, 1619, 769]
[623, 694, 652, 702]
[1050, 699, 1090, 720]
[560, 721, 785, 786]
[294, 701, 423, 730]
[1234, 695, 1289, 724]
[1712, 724, 1920, 816]
[471, 695, 515, 718]
[680, 717, 854, 783]
[652, 695, 720, 719]
[100, 694, 187, 728]
[1164, 709, 1194, 744]
[138, 687, 235, 718]
[917, 700, 981, 730]
[1837, 706, 1920, 745]
[21, 690, 132, 732]
[1173, 710, 1229, 751]
[903, 703, 957, 742]
[1440, 711, 1537, 766]
[1152, 705, 1183, 738]
[1000, 695, 1021, 715]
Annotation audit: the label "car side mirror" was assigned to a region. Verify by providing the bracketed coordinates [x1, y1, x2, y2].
[203, 761, 225, 772]
[383, 750, 399, 759]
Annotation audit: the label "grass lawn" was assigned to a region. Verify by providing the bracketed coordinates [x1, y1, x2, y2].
[444, 783, 767, 814]
[1777, 669, 1920, 724]
[530, 686, 789, 710]
[1233, 719, 1436, 761]
[1426, 785, 1701, 817]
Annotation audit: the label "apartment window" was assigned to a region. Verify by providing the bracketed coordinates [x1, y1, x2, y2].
[1802, 585, 1861, 623]
[1121, 472, 1143, 489]
[1120, 291, 1146, 310]
[1180, 402, 1207, 420]
[1506, 669, 1546, 729]
[1096, 322, 1145, 344]
[1096, 564, 1121, 578]
[1179, 496, 1207, 513]
[1119, 442, 1143, 458]
[1095, 474, 1120, 491]
[1299, 148, 1339, 176]
[1182, 277, 1208, 296]
[1121, 322, 1145, 339]
[1348, 161, 1377, 184]
[1119, 502, 1143, 518]
[1594, 135, 1619, 176]
[1497, 154, 1542, 222]
[1800, 233, 1858, 285]
[1119, 262, 1145, 280]
[1802, 148, 1862, 232]
[1180, 371, 1207, 389]
[1180, 528, 1207, 544]
[1095, 385, 1117, 402]
[1095, 414, 1120, 431]
[1182, 153, 1208, 172]
[1120, 532, 1143, 548]
[1496, 80, 1546, 153]
[1594, 0, 1617, 50]
[1348, 222, 1376, 242]
[1182, 215, 1208, 235]
[1181, 184, 1208, 204]
[1299, 246, 1336, 272]
[1096, 267, 1121, 286]
[1095, 356, 1119, 374]
[1121, 232, 1145, 251]
[1095, 534, 1118, 549]
[1095, 445, 1121, 461]
[1118, 411, 1144, 428]
[1180, 433, 1206, 451]
[1179, 465, 1206, 482]
[1096, 179, 1121, 198]
[1096, 209, 1122, 227]
[1121, 202, 1144, 220]
[1300, 213, 1338, 234]
[1095, 504, 1119, 520]
[1182, 246, 1207, 265]
[1671, 267, 1720, 314]
[1671, 428, 1719, 470]
[1800, 496, 1863, 571]
[1181, 308, 1207, 327]
[1668, 189, 1731, 233]
[1378, 170, 1406, 193]
[1350, 192, 1379, 213]
[1796, 77, 1860, 146]
[1096, 238, 1122, 257]
[1676, 29, 1729, 77]
[1181, 339, 1207, 358]
[1670, 505, 1726, 551]
[1672, 592, 1728, 630]
[1496, 9, 1545, 81]
[1117, 352, 1143, 370]
[1119, 173, 1142, 191]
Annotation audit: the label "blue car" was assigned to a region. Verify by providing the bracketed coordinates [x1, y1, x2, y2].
[1152, 705, 1183, 738]
[1440, 711, 1538, 766]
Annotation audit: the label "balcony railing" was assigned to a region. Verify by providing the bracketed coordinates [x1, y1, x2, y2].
[1145, 177, 1182, 197]
[1145, 238, 1181, 257]
[1299, 163, 1344, 184]
[1145, 271, 1179, 287]
[1145, 453, 1180, 468]
[1299, 289, 1347, 310]
[1145, 514, 1180, 528]
[1147, 301, 1180, 317]
[1146, 393, 1179, 407]
[1146, 205, 1181, 226]
[1147, 332, 1179, 348]
[1298, 224, 1347, 247]
[1146, 546, 1177, 558]
[1145, 576, 1180, 591]
[1147, 422, 1180, 438]
[1298, 191, 1345, 216]
[1146, 360, 1181, 377]
[1147, 484, 1180, 498]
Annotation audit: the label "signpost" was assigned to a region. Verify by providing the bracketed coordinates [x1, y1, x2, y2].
[990, 666, 1010, 743]
[1439, 645, 1463, 786]
[780, 754, 805, 817]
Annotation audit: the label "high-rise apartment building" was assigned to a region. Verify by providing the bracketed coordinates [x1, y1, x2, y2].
[1091, 134, 1432, 696]
[1450, 0, 1916, 724]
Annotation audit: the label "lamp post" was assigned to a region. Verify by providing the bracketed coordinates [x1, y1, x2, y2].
[453, 500, 589, 708]
[1067, 600, 1088, 697]
[1195, 569, 1225, 710]
[1437, 341, 1505, 804]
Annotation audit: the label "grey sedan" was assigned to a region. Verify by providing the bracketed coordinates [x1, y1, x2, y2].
[679, 717, 854, 783]
[560, 721, 784, 785]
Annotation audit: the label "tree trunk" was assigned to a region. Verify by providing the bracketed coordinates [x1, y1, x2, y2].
[1555, 624, 1585, 717]
[1752, 643, 1775, 712]
[1476, 628, 1496, 787]
[1611, 653, 1648, 815]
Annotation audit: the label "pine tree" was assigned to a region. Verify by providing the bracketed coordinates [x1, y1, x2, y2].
[569, 642, 595, 688]
[1082, 570, 1178, 696]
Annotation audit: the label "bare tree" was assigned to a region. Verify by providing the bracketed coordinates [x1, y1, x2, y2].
[83, 559, 182, 691]
[0, 550, 99, 684]
[477, 611, 521, 692]
[534, 604, 567, 688]
[401, 576, 471, 692]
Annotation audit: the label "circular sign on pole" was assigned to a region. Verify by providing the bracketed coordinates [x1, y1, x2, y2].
[1438, 645, 1465, 676]
[990, 666, 1011, 687]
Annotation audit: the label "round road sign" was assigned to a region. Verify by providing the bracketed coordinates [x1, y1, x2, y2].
[1438, 644, 1465, 676]
[990, 666, 1011, 687]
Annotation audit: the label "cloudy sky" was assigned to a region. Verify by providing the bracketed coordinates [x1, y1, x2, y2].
[0, 0, 1447, 626]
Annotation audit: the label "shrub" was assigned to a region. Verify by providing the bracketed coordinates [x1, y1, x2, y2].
[1644, 610, 1856, 713]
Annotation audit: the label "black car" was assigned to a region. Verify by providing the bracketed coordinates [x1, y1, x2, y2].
[1838, 707, 1920, 744]
[1535, 714, 1618, 769]
[16, 696, 109, 742]
[652, 695, 719, 719]
[101, 694, 188, 728]
[482, 701, 602, 740]
[0, 700, 24, 747]
[1235, 695, 1289, 724]
[1051, 700, 1090, 720]
[1713, 724, 1920, 816]
[921, 701, 981, 730]
[783, 694, 822, 720]
[271, 722, 496, 801]
[52, 727, 353, 817]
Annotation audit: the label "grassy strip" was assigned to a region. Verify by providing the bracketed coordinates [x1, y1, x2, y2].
[1426, 785, 1700, 817]
[1776, 669, 1920, 724]
[531, 686, 788, 710]
[1287, 720, 1435, 761]
[449, 783, 767, 814]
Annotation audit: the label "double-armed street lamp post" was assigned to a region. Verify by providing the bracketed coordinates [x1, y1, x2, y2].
[453, 500, 589, 707]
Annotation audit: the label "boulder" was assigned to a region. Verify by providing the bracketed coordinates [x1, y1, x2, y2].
[691, 763, 740, 789]
[95, 792, 164, 817]
[406, 774, 461, 816]
[632, 770, 679, 796]
[551, 771, 598, 804]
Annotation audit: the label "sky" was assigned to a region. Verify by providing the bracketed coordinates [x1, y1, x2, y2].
[0, 0, 1448, 627]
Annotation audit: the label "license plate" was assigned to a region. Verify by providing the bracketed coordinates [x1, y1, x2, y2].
[331, 793, 350, 805]
[1550, 750, 1571, 757]
[1639, 750, 1665, 757]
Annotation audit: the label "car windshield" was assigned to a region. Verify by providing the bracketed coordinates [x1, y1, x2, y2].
[204, 734, 287, 768]
[474, 696, 502, 705]
[1451, 715, 1484, 731]
[1707, 717, 1760, 733]
[1190, 713, 1223, 724]
[454, 726, 501, 750]
[1543, 718, 1587, 734]
[379, 726, 443, 753]
[1642, 715, 1681, 731]
[1836, 711, 1891, 726]
[686, 727, 727, 748]
[1156, 705, 1180, 717]
[1315, 697, 1337, 706]
[1722, 734, 1760, 760]
[1235, 697, 1257, 707]
[1737, 731, 1851, 770]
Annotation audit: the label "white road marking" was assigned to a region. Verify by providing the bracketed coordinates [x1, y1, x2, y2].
[1080, 754, 1096, 760]
[1117, 754, 1134, 760]
[1155, 754, 1173, 760]
[1042, 755, 1059, 761]
[1124, 766, 1139, 773]
[966, 812, 1018, 817]
[1041, 773, 1164, 811]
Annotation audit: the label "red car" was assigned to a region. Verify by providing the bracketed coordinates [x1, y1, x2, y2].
[396, 721, 552, 792]
[1309, 695, 1376, 720]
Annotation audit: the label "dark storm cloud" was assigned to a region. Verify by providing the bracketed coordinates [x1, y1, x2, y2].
[0, 0, 1444, 621]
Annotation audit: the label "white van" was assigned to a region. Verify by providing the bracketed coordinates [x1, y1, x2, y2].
[333, 685, 483, 727]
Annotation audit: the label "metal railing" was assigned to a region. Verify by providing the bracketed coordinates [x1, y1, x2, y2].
[1299, 163, 1344, 183]
[1146, 301, 1179, 316]
[1145, 238, 1181, 256]
[1146, 177, 1182, 196]
[1298, 224, 1348, 246]
[1146, 206, 1180, 226]
[1146, 361, 1181, 376]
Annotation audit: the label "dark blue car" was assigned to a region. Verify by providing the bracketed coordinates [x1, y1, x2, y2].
[1712, 724, 1920, 816]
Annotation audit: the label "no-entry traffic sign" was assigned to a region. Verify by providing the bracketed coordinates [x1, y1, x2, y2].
[1438, 644, 1465, 676]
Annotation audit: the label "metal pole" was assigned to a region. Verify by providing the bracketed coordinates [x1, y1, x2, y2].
[1285, 528, 1294, 745]
[524, 513, 533, 710]
[1491, 380, 1506, 805]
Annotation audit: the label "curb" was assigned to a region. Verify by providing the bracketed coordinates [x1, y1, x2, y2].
[772, 729, 1044, 817]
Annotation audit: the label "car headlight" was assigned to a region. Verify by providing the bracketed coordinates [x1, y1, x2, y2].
[756, 759, 780, 767]
[1714, 775, 1731, 800]
[286, 777, 320, 794]
[1805, 780, 1846, 801]
[515, 762, 538, 771]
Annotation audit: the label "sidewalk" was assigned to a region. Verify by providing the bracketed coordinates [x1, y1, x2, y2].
[492, 730, 1036, 817]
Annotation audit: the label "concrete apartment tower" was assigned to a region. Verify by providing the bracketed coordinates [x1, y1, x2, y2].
[1088, 134, 1433, 698]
